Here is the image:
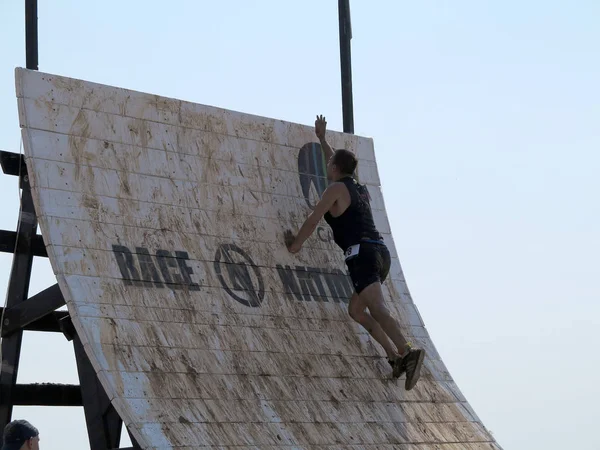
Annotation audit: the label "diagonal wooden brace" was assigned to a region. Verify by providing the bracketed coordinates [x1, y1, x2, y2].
[1, 284, 65, 337]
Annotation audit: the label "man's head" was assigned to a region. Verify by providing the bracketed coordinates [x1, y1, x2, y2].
[327, 149, 358, 181]
[2, 420, 39, 450]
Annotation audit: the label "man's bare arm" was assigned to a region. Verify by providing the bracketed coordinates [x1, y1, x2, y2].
[315, 114, 334, 161]
[285, 182, 344, 253]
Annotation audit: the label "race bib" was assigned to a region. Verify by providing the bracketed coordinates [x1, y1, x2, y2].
[344, 244, 360, 261]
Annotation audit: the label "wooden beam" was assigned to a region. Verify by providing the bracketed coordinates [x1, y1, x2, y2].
[12, 383, 81, 406]
[73, 330, 123, 450]
[0, 151, 26, 177]
[0, 230, 47, 257]
[0, 184, 37, 427]
[1, 284, 65, 337]
[0, 309, 69, 333]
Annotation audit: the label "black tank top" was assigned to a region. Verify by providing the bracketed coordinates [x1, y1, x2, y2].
[324, 176, 383, 251]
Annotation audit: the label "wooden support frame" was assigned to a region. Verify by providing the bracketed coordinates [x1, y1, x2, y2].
[60, 315, 140, 450]
[1, 148, 140, 449]
[0, 176, 38, 427]
[74, 333, 128, 450]
[0, 151, 27, 177]
[12, 384, 82, 406]
[0, 229, 47, 257]
[0, 309, 68, 333]
[1, 284, 65, 337]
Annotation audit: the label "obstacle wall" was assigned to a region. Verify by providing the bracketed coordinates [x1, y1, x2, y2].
[16, 68, 500, 449]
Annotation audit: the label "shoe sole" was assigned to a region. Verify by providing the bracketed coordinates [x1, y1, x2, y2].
[405, 350, 425, 391]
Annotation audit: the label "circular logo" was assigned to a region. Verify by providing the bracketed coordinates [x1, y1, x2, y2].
[297, 142, 362, 209]
[297, 142, 329, 209]
[214, 243, 264, 307]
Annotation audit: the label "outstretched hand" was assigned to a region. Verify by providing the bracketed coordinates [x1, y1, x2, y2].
[315, 115, 327, 140]
[284, 229, 302, 253]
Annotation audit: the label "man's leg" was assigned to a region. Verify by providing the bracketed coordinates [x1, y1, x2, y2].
[348, 292, 399, 361]
[359, 281, 425, 390]
[359, 282, 409, 353]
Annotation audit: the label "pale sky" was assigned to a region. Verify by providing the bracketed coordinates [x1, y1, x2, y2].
[1, 1, 599, 449]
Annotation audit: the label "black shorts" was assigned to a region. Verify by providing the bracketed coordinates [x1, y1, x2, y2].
[344, 241, 391, 294]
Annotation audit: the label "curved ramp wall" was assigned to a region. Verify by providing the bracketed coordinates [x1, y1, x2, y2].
[16, 68, 500, 449]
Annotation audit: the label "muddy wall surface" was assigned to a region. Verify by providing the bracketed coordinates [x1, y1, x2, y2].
[16, 68, 500, 449]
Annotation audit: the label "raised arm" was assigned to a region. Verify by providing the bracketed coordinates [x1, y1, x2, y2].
[315, 115, 334, 161]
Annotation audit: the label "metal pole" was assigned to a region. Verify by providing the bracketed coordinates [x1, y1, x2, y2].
[25, 0, 38, 70]
[338, 0, 354, 134]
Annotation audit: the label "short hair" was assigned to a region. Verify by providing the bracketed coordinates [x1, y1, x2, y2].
[2, 420, 39, 448]
[332, 149, 358, 175]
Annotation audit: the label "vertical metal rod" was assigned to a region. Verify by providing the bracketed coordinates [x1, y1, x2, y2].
[338, 0, 354, 134]
[25, 0, 39, 70]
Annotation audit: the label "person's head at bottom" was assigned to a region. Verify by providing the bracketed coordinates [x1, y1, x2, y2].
[2, 420, 39, 450]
